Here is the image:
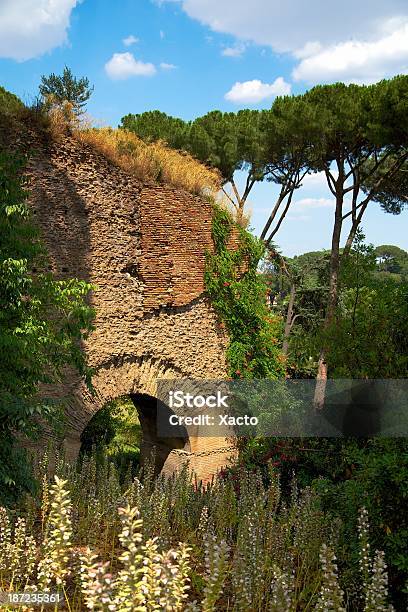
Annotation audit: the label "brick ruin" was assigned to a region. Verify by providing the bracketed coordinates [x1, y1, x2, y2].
[23, 131, 236, 481]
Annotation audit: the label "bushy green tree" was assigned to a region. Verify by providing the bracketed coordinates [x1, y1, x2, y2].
[190, 110, 268, 220]
[326, 233, 408, 378]
[120, 110, 187, 149]
[0, 151, 94, 504]
[266, 234, 407, 379]
[39, 66, 93, 114]
[374, 244, 408, 281]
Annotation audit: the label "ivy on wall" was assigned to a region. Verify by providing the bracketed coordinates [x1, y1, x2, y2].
[205, 205, 285, 379]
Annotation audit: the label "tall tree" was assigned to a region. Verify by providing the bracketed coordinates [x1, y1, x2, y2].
[39, 66, 94, 115]
[301, 78, 408, 406]
[259, 96, 314, 243]
[374, 244, 408, 278]
[187, 110, 267, 222]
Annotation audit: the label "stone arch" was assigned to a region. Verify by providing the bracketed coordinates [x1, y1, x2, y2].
[57, 354, 236, 481]
[62, 355, 186, 451]
[18, 128, 239, 482]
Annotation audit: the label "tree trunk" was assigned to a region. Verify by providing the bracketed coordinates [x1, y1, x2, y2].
[260, 189, 285, 240]
[229, 176, 256, 225]
[314, 175, 344, 410]
[266, 190, 295, 245]
[282, 283, 296, 356]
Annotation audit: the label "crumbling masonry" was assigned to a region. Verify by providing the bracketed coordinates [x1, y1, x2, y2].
[25, 132, 235, 480]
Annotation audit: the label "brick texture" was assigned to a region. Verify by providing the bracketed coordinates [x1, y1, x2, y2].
[12, 127, 238, 481]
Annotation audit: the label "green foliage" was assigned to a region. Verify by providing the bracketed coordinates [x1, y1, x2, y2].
[267, 235, 408, 378]
[374, 244, 408, 281]
[189, 111, 239, 183]
[313, 439, 408, 607]
[190, 110, 267, 186]
[363, 158, 408, 216]
[39, 66, 94, 114]
[3, 450, 396, 610]
[80, 396, 141, 471]
[205, 206, 284, 378]
[0, 85, 23, 115]
[120, 110, 188, 149]
[326, 233, 408, 378]
[229, 436, 407, 609]
[0, 151, 94, 504]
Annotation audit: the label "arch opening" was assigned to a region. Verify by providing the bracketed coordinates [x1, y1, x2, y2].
[130, 393, 191, 474]
[79, 393, 190, 476]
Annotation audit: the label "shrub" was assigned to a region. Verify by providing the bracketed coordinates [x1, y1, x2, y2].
[0, 86, 24, 115]
[230, 436, 408, 609]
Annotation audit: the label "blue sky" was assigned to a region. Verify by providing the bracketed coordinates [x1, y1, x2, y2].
[0, 0, 407, 255]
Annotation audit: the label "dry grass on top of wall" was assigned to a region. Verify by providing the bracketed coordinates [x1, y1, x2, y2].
[75, 127, 221, 196]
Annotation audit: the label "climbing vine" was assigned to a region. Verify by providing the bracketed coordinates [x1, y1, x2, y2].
[205, 205, 285, 379]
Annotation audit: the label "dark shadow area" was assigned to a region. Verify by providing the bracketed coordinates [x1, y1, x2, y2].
[130, 392, 190, 475]
[321, 380, 384, 437]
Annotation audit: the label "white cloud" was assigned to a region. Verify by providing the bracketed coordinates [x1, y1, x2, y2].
[105, 52, 156, 79]
[293, 21, 408, 84]
[0, 0, 79, 61]
[302, 171, 329, 190]
[294, 197, 334, 209]
[161, 1, 407, 53]
[294, 41, 322, 60]
[225, 77, 291, 104]
[161, 1, 408, 83]
[123, 34, 139, 46]
[222, 42, 246, 57]
[160, 30, 165, 39]
[160, 62, 177, 69]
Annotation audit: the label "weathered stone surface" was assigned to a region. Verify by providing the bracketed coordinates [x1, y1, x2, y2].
[23, 131, 236, 481]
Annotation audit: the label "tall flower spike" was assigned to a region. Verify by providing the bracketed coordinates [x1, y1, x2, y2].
[37, 475, 73, 591]
[315, 544, 346, 612]
[202, 532, 229, 612]
[358, 506, 371, 587]
[79, 547, 115, 611]
[364, 550, 394, 612]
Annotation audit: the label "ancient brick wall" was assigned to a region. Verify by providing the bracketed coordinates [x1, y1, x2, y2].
[21, 130, 236, 481]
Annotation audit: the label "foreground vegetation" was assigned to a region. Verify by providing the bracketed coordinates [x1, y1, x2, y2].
[1, 73, 407, 610]
[0, 452, 396, 611]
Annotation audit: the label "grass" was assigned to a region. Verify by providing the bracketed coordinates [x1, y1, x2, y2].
[75, 127, 222, 196]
